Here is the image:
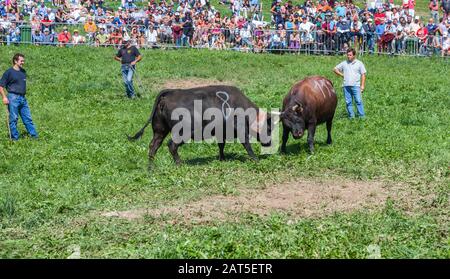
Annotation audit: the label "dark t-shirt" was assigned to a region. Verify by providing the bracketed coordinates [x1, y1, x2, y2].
[442, 0, 450, 12]
[116, 46, 141, 65]
[0, 67, 27, 95]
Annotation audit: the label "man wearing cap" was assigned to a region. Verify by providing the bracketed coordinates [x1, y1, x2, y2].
[41, 28, 54, 45]
[333, 48, 367, 119]
[362, 18, 376, 53]
[381, 19, 396, 53]
[71, 29, 85, 45]
[114, 39, 142, 99]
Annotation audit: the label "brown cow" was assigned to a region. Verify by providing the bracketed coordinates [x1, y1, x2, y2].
[280, 76, 338, 154]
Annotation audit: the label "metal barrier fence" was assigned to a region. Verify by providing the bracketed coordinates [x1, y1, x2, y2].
[0, 22, 448, 57]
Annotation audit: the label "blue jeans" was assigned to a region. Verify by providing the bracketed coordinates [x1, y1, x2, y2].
[7, 93, 38, 140]
[343, 86, 365, 118]
[121, 64, 136, 98]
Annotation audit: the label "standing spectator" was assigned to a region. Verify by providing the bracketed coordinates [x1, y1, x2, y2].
[403, 0, 416, 18]
[114, 39, 142, 99]
[0, 53, 38, 141]
[299, 16, 315, 45]
[172, 12, 183, 48]
[322, 12, 337, 52]
[336, 16, 350, 51]
[416, 22, 429, 54]
[333, 48, 367, 119]
[442, 0, 450, 19]
[429, 0, 440, 24]
[350, 16, 362, 48]
[381, 19, 396, 53]
[362, 18, 376, 53]
[182, 11, 194, 47]
[442, 33, 450, 56]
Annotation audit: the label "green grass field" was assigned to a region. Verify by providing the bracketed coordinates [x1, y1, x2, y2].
[0, 46, 448, 258]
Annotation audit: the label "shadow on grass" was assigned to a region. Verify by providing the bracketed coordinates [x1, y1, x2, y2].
[282, 141, 332, 155]
[184, 153, 255, 165]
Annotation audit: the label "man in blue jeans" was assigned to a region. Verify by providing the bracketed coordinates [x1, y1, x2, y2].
[0, 53, 38, 141]
[114, 39, 142, 99]
[333, 48, 367, 119]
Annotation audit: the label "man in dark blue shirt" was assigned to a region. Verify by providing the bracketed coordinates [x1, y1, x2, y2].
[114, 39, 142, 99]
[0, 53, 38, 141]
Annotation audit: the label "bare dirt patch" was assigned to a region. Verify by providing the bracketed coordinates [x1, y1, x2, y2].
[161, 78, 235, 90]
[101, 178, 406, 223]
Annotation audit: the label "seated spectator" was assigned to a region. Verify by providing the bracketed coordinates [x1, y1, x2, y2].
[240, 24, 253, 47]
[71, 29, 85, 46]
[84, 17, 97, 43]
[55, 7, 68, 23]
[95, 27, 109, 47]
[41, 28, 55, 46]
[158, 20, 172, 44]
[213, 33, 226, 50]
[32, 29, 44, 45]
[30, 15, 41, 33]
[41, 14, 53, 33]
[124, 0, 137, 11]
[37, 2, 47, 18]
[145, 24, 158, 48]
[6, 24, 20, 45]
[109, 27, 123, 48]
[57, 26, 71, 47]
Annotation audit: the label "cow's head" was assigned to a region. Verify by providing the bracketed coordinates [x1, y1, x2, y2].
[279, 102, 306, 139]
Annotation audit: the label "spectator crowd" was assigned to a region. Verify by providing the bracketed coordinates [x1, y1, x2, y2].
[0, 0, 449, 56]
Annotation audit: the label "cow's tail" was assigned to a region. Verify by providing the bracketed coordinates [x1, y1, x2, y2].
[127, 90, 169, 141]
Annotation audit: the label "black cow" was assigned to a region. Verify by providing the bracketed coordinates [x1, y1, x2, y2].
[280, 76, 338, 154]
[128, 85, 273, 166]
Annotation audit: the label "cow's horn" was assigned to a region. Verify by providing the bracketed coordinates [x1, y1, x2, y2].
[292, 105, 298, 111]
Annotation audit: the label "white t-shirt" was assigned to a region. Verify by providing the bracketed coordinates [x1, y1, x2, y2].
[299, 21, 314, 33]
[146, 29, 158, 43]
[335, 59, 367, 87]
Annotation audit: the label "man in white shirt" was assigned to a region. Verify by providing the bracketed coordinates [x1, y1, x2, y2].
[333, 48, 367, 119]
[145, 25, 158, 48]
[299, 16, 314, 43]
